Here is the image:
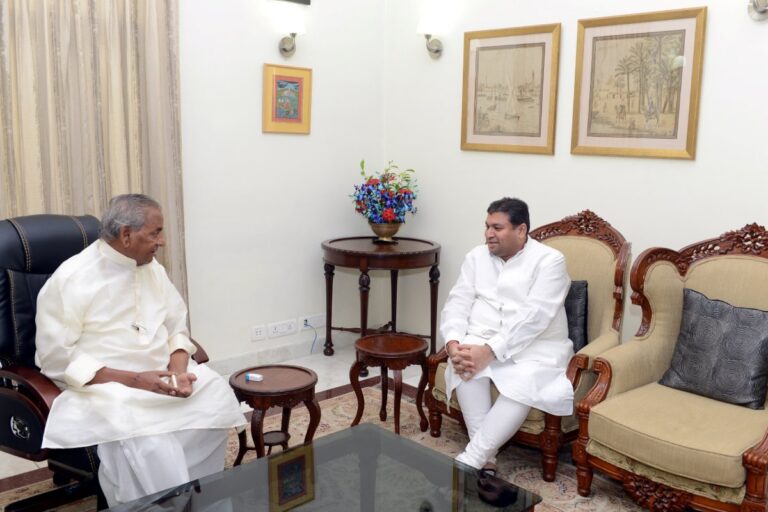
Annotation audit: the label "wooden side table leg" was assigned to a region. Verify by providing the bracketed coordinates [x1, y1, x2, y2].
[350, 360, 365, 426]
[234, 429, 248, 466]
[252, 409, 266, 458]
[359, 271, 370, 335]
[304, 397, 321, 443]
[359, 271, 371, 378]
[416, 360, 429, 432]
[390, 269, 398, 332]
[393, 369, 403, 435]
[379, 365, 388, 422]
[280, 407, 292, 451]
[324, 263, 335, 356]
[429, 265, 440, 355]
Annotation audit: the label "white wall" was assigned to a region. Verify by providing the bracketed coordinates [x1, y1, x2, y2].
[180, 0, 389, 361]
[383, 0, 768, 340]
[180, 0, 768, 362]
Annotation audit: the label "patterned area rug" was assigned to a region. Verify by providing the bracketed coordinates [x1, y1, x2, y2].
[0, 387, 643, 511]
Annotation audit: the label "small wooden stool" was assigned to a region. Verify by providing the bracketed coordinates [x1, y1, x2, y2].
[229, 365, 321, 465]
[350, 333, 429, 434]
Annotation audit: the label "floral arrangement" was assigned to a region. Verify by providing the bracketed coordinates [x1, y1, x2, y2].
[352, 160, 418, 224]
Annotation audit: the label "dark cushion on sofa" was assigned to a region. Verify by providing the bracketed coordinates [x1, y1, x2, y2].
[565, 280, 588, 352]
[659, 288, 768, 409]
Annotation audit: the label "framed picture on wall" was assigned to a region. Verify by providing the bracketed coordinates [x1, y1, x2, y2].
[268, 444, 315, 511]
[461, 24, 561, 155]
[263, 64, 312, 134]
[571, 7, 707, 159]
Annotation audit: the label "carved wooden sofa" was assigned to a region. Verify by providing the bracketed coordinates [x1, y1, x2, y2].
[573, 223, 768, 512]
[425, 210, 631, 481]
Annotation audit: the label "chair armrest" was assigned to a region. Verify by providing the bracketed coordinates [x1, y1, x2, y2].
[0, 365, 60, 415]
[427, 347, 448, 389]
[744, 428, 768, 489]
[593, 334, 674, 400]
[575, 330, 620, 369]
[190, 338, 209, 364]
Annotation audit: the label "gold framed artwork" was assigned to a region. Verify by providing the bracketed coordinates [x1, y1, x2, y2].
[461, 24, 561, 155]
[263, 64, 312, 134]
[268, 444, 315, 511]
[571, 7, 707, 159]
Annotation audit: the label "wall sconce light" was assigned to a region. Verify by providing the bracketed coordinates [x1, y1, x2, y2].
[269, 0, 307, 58]
[279, 33, 298, 57]
[423, 34, 443, 58]
[748, 0, 768, 20]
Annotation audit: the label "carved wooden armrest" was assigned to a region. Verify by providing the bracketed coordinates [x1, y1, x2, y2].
[743, 427, 768, 504]
[566, 353, 590, 390]
[576, 330, 620, 369]
[427, 347, 448, 389]
[0, 365, 61, 415]
[190, 338, 209, 364]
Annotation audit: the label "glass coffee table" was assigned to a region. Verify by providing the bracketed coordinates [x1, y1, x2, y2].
[108, 423, 541, 511]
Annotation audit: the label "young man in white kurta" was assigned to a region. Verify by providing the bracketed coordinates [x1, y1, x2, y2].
[35, 195, 246, 506]
[441, 198, 573, 471]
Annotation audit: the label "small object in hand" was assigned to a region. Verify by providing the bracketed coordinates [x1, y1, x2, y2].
[245, 372, 264, 382]
[170, 374, 178, 389]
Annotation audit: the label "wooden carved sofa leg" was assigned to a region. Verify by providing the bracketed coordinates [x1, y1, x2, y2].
[573, 437, 593, 497]
[541, 413, 562, 482]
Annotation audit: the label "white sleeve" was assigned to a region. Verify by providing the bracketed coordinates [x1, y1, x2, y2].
[486, 252, 570, 362]
[439, 251, 476, 346]
[161, 268, 196, 356]
[34, 276, 105, 388]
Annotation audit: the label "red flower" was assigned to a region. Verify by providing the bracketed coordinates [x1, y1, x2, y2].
[367, 178, 380, 186]
[398, 188, 412, 195]
[382, 208, 396, 222]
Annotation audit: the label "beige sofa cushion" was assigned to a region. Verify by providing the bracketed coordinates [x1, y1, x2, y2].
[589, 382, 768, 488]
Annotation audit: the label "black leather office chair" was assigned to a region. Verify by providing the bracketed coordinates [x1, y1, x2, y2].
[0, 214, 109, 509]
[0, 213, 211, 510]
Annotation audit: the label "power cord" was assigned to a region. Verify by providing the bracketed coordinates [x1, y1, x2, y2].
[305, 319, 319, 354]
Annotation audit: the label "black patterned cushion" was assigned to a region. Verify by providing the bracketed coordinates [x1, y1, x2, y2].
[659, 288, 768, 409]
[564, 280, 588, 352]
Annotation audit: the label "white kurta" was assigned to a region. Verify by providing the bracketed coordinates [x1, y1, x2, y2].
[35, 240, 246, 449]
[440, 239, 574, 416]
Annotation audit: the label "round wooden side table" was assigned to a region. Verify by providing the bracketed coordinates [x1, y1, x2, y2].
[350, 334, 429, 434]
[229, 365, 321, 465]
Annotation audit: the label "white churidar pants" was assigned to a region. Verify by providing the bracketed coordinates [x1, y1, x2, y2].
[97, 428, 229, 507]
[454, 377, 531, 469]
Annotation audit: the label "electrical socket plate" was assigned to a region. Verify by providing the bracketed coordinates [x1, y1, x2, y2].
[268, 319, 297, 338]
[250, 325, 266, 341]
[299, 314, 325, 330]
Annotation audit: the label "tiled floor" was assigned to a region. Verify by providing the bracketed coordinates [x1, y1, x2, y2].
[0, 335, 425, 480]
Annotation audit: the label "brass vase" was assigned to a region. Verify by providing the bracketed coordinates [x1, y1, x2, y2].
[369, 222, 401, 243]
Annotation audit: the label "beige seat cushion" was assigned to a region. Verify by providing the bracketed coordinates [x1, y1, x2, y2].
[589, 382, 768, 488]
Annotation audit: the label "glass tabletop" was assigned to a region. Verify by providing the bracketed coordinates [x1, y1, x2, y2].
[108, 423, 542, 511]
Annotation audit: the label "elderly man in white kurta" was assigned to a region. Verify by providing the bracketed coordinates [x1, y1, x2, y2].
[441, 197, 573, 474]
[35, 194, 246, 507]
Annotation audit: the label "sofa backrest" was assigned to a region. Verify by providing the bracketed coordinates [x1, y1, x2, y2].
[630, 223, 768, 344]
[532, 210, 631, 343]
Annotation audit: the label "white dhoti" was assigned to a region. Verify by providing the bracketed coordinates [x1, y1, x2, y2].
[97, 428, 229, 507]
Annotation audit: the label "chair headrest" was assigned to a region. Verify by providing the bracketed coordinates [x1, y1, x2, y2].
[0, 215, 101, 274]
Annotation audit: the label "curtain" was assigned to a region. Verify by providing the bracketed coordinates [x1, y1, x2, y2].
[0, 0, 187, 299]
